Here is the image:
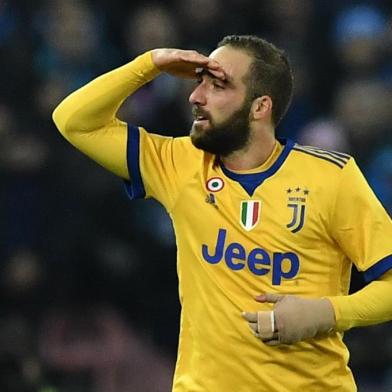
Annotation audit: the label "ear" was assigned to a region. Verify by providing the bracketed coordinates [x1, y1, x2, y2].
[251, 95, 272, 121]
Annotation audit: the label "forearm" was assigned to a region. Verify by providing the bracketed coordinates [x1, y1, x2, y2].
[52, 51, 160, 179]
[328, 271, 392, 331]
[51, 48, 219, 179]
[52, 51, 160, 134]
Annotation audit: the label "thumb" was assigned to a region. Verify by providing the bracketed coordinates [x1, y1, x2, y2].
[255, 292, 284, 303]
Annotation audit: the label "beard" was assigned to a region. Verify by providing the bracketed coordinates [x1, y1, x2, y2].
[190, 99, 252, 157]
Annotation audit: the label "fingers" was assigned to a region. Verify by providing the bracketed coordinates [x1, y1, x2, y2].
[255, 292, 284, 303]
[243, 311, 276, 342]
[242, 311, 257, 323]
[207, 68, 226, 80]
[152, 48, 226, 80]
[179, 51, 222, 74]
[188, 52, 225, 80]
[206, 59, 225, 80]
[184, 53, 223, 71]
[248, 321, 258, 333]
[180, 50, 210, 65]
[195, 63, 225, 80]
[244, 293, 293, 346]
[249, 323, 279, 342]
[257, 311, 275, 339]
[264, 338, 281, 346]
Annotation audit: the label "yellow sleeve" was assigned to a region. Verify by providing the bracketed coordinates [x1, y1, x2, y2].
[328, 271, 392, 331]
[125, 126, 203, 211]
[330, 158, 392, 281]
[52, 51, 160, 179]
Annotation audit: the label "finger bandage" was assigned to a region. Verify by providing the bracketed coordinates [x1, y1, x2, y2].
[257, 311, 275, 339]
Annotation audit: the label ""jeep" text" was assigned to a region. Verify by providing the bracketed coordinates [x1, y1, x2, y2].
[202, 229, 300, 285]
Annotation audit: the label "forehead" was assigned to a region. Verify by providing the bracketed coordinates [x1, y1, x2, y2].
[209, 45, 252, 85]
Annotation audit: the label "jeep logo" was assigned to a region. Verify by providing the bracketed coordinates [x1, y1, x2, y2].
[202, 229, 300, 285]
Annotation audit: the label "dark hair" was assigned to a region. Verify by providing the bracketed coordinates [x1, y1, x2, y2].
[218, 35, 294, 126]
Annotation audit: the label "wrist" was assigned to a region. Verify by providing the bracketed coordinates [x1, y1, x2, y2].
[123, 51, 161, 83]
[318, 298, 337, 332]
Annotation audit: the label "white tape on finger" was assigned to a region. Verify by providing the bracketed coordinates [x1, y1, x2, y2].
[257, 311, 275, 340]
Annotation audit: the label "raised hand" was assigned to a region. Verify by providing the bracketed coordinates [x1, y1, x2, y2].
[151, 48, 225, 80]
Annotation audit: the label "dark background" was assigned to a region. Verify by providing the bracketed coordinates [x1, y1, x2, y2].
[1, 0, 392, 391]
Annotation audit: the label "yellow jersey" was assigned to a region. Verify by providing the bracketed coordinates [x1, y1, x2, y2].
[124, 125, 392, 392]
[52, 50, 392, 392]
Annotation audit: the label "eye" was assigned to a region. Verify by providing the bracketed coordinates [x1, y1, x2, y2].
[213, 81, 224, 89]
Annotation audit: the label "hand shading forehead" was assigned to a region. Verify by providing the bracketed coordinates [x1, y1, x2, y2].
[195, 67, 232, 86]
[208, 46, 252, 87]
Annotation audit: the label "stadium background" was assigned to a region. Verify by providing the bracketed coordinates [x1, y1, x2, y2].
[1, 0, 392, 391]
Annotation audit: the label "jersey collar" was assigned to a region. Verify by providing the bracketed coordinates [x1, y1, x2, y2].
[219, 138, 294, 196]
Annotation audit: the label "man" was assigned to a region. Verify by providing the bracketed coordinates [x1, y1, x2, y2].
[53, 35, 392, 391]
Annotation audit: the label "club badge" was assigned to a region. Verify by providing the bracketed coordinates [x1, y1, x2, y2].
[286, 187, 309, 233]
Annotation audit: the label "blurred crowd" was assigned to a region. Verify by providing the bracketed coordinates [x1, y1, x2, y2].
[1, 0, 392, 391]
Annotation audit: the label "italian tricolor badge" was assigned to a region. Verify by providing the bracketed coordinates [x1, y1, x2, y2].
[240, 200, 261, 231]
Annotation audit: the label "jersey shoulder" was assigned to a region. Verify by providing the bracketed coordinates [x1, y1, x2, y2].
[291, 143, 352, 170]
[171, 135, 213, 169]
[139, 128, 205, 164]
[139, 129, 214, 185]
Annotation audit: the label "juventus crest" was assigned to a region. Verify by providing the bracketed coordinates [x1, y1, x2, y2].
[286, 187, 309, 233]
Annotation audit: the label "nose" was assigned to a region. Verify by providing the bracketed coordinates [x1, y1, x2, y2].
[189, 83, 207, 106]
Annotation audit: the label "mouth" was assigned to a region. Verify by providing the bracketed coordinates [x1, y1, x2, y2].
[194, 115, 209, 123]
[192, 107, 210, 124]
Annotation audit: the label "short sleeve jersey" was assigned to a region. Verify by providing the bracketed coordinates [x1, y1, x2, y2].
[126, 125, 392, 392]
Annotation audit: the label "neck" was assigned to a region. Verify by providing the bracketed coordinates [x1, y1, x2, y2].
[221, 126, 276, 171]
